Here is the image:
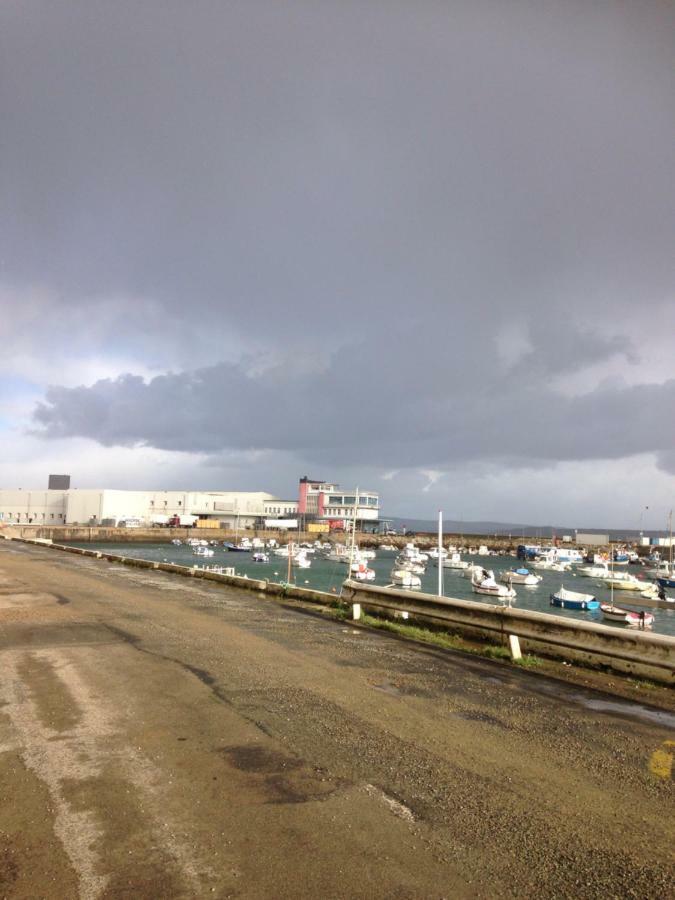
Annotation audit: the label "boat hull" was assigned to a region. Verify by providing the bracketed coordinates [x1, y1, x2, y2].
[601, 604, 654, 627]
[550, 589, 599, 610]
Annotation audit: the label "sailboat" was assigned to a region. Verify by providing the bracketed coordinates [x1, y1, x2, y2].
[599, 542, 653, 626]
[655, 510, 675, 590]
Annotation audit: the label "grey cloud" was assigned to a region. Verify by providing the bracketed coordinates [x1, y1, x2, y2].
[32, 342, 675, 472]
[3, 2, 675, 514]
[2, 1, 674, 347]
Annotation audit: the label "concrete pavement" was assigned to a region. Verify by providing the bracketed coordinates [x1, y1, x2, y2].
[0, 540, 673, 899]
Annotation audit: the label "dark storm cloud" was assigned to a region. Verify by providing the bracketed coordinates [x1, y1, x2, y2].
[32, 332, 675, 473]
[3, 1, 675, 483]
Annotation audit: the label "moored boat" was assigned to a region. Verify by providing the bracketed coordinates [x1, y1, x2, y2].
[252, 552, 269, 563]
[390, 568, 422, 589]
[531, 558, 570, 572]
[471, 569, 517, 600]
[500, 567, 542, 586]
[601, 604, 654, 627]
[602, 574, 649, 592]
[442, 552, 470, 570]
[350, 561, 376, 581]
[550, 587, 598, 610]
[656, 575, 675, 590]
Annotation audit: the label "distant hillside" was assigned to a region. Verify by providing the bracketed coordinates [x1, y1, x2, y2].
[386, 516, 667, 541]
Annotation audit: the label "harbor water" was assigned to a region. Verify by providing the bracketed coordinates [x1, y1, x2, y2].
[69, 543, 675, 637]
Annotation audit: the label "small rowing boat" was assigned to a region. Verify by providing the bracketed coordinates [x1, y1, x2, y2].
[600, 604, 654, 627]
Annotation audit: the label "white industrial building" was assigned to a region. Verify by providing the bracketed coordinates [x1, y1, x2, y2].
[0, 489, 282, 528]
[0, 477, 380, 531]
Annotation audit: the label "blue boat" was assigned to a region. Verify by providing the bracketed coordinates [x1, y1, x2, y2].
[550, 587, 599, 610]
[656, 576, 675, 589]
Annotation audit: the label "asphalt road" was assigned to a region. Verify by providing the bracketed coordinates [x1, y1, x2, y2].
[0, 541, 673, 899]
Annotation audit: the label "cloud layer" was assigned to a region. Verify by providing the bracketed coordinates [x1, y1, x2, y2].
[2, 1, 674, 522]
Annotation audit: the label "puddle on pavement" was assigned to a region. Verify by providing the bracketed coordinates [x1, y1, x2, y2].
[476, 669, 675, 729]
[577, 698, 675, 729]
[456, 710, 508, 729]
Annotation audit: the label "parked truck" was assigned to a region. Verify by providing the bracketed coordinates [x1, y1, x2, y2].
[167, 514, 199, 527]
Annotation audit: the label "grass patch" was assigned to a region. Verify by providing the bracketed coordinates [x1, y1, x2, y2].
[360, 613, 465, 651]
[513, 654, 544, 669]
[478, 645, 511, 661]
[353, 612, 546, 669]
[627, 677, 658, 691]
[329, 600, 350, 620]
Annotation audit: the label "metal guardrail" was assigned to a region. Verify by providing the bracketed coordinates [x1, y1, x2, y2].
[342, 580, 675, 678]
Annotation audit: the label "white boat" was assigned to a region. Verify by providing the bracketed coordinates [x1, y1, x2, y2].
[193, 546, 214, 557]
[171, 538, 182, 546]
[601, 604, 654, 628]
[500, 568, 542, 586]
[577, 563, 611, 578]
[252, 552, 269, 563]
[531, 558, 570, 572]
[292, 551, 311, 569]
[350, 561, 376, 581]
[357, 548, 377, 560]
[380, 543, 397, 552]
[471, 569, 516, 600]
[442, 552, 470, 570]
[644, 560, 675, 579]
[390, 568, 422, 589]
[602, 574, 650, 592]
[326, 545, 350, 562]
[394, 556, 425, 575]
[462, 563, 485, 580]
[427, 547, 448, 560]
[399, 543, 428, 564]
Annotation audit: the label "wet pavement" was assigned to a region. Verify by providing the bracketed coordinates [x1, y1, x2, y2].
[0, 540, 673, 899]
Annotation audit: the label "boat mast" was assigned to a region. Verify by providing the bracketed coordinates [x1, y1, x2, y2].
[437, 510, 444, 597]
[609, 539, 615, 608]
[287, 532, 293, 584]
[348, 488, 359, 576]
[669, 509, 673, 575]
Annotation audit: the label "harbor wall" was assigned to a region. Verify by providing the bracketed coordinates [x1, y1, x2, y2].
[9, 536, 674, 684]
[0, 523, 646, 554]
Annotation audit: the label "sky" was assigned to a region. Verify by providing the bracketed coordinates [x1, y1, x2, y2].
[1, 1, 674, 530]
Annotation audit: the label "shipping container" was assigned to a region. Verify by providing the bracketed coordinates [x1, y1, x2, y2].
[307, 523, 330, 533]
[195, 518, 220, 529]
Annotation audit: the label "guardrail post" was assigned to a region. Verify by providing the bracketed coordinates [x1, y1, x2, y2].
[508, 634, 522, 660]
[352, 602, 362, 621]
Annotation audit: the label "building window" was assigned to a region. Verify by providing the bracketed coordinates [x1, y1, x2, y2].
[150, 500, 154, 507]
[178, 500, 182, 506]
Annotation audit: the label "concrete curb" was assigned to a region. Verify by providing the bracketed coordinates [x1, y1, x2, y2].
[343, 581, 675, 684]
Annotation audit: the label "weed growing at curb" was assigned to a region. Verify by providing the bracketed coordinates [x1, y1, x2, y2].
[349, 612, 545, 669]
